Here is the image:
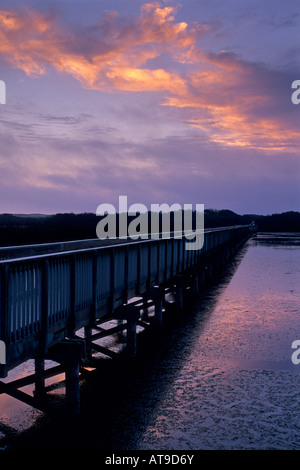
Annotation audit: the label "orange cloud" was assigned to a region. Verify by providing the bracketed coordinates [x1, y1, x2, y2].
[105, 67, 186, 93]
[0, 2, 297, 153]
[164, 53, 300, 153]
[0, 3, 195, 89]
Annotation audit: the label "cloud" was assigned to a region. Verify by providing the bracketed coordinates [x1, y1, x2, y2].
[164, 51, 300, 152]
[0, 1, 298, 156]
[0, 126, 298, 214]
[0, 3, 199, 90]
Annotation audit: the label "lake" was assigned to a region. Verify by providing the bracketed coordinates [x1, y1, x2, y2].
[0, 233, 299, 450]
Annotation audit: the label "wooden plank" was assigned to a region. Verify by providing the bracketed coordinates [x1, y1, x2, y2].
[0, 382, 48, 412]
[88, 342, 119, 359]
[0, 364, 64, 392]
[86, 322, 127, 341]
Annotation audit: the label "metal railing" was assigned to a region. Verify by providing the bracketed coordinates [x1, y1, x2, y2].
[0, 225, 253, 376]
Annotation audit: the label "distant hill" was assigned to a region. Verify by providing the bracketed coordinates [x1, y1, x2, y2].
[0, 210, 299, 247]
[204, 209, 300, 232]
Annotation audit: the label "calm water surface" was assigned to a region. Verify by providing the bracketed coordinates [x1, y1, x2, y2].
[0, 233, 299, 450]
[131, 233, 300, 450]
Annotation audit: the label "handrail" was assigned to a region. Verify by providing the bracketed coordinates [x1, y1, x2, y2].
[0, 225, 252, 263]
[0, 224, 254, 376]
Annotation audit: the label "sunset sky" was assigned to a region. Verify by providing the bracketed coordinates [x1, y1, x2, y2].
[0, 0, 299, 215]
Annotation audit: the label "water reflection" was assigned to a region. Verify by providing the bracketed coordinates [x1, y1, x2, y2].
[0, 234, 299, 450]
[253, 232, 300, 247]
[133, 234, 300, 450]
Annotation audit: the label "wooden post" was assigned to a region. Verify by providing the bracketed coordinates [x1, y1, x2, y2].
[142, 296, 149, 321]
[63, 339, 84, 414]
[109, 249, 115, 315]
[175, 275, 184, 310]
[137, 244, 141, 295]
[126, 306, 139, 357]
[84, 325, 93, 359]
[65, 358, 80, 414]
[47, 339, 84, 414]
[68, 255, 76, 337]
[91, 250, 98, 325]
[123, 247, 129, 304]
[153, 286, 163, 327]
[40, 259, 49, 355]
[34, 357, 46, 399]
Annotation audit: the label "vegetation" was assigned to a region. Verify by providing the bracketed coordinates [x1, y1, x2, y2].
[0, 210, 299, 247]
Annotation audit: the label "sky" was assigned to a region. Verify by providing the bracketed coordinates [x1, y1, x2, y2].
[0, 0, 299, 216]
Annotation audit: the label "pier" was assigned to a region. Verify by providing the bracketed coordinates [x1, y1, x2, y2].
[0, 225, 256, 413]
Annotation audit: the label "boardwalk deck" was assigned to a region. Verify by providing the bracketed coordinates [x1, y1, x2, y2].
[0, 225, 255, 412]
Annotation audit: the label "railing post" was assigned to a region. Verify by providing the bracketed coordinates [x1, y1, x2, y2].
[137, 244, 141, 295]
[182, 237, 185, 273]
[109, 249, 115, 315]
[156, 240, 160, 284]
[123, 246, 129, 303]
[40, 259, 49, 355]
[68, 255, 76, 337]
[170, 238, 174, 277]
[0, 265, 9, 377]
[147, 243, 151, 292]
[164, 239, 168, 281]
[177, 238, 181, 275]
[91, 250, 98, 325]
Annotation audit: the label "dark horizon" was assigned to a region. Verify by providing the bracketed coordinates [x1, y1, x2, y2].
[0, 209, 299, 248]
[1, 207, 300, 218]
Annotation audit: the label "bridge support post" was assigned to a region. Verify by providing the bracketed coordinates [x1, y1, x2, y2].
[65, 356, 81, 414]
[175, 275, 184, 310]
[47, 339, 85, 414]
[126, 306, 140, 357]
[34, 357, 46, 399]
[84, 325, 93, 358]
[142, 295, 149, 321]
[153, 286, 163, 327]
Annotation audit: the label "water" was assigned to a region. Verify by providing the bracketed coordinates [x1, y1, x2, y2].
[131, 234, 300, 450]
[0, 233, 299, 450]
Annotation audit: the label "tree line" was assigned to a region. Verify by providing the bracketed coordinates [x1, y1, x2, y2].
[0, 209, 299, 247]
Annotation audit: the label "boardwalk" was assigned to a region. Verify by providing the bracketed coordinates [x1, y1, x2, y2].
[0, 225, 256, 412]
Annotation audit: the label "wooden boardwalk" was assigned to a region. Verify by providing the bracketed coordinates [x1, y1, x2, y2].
[0, 225, 256, 412]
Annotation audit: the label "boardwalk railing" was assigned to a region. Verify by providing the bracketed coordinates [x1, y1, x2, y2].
[0, 225, 253, 378]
